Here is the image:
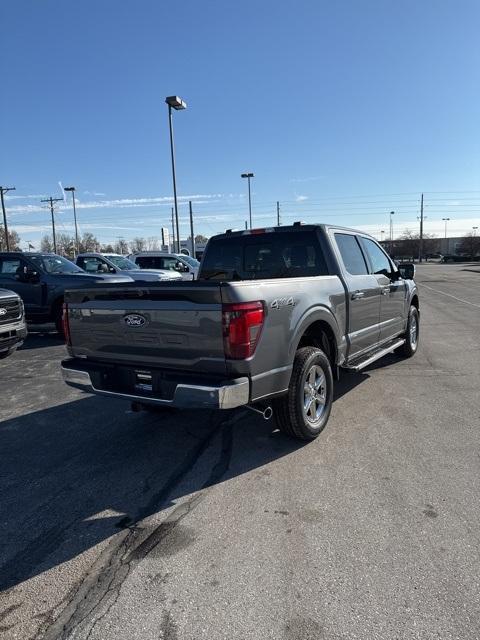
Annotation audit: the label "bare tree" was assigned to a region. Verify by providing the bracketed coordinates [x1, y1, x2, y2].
[79, 232, 100, 252]
[40, 235, 55, 253]
[146, 237, 159, 250]
[114, 239, 129, 255]
[0, 228, 21, 251]
[56, 233, 76, 258]
[129, 237, 147, 253]
[101, 243, 115, 253]
[195, 234, 209, 244]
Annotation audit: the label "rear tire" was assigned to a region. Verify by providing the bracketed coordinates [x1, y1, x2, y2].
[274, 346, 333, 441]
[397, 305, 419, 357]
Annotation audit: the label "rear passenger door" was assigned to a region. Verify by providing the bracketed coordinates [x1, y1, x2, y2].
[332, 232, 382, 358]
[359, 237, 406, 342]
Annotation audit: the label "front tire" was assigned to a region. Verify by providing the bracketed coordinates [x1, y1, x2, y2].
[397, 305, 419, 357]
[274, 346, 333, 441]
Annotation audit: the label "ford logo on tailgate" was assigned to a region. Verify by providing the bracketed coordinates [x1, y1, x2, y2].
[123, 313, 147, 327]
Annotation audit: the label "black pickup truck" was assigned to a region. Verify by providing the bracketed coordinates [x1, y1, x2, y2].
[61, 224, 419, 441]
[0, 252, 132, 332]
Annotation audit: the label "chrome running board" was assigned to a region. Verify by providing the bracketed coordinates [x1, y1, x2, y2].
[345, 339, 405, 372]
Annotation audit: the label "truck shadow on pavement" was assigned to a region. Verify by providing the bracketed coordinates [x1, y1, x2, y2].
[0, 353, 397, 594]
[0, 396, 304, 593]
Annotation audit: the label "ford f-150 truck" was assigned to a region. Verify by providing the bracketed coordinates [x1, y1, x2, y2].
[0, 252, 133, 333]
[61, 224, 419, 441]
[0, 288, 27, 359]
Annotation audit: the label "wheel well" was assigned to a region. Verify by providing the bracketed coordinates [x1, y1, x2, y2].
[411, 295, 419, 310]
[297, 321, 337, 368]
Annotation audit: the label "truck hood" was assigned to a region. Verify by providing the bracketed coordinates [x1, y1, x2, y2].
[0, 288, 21, 300]
[122, 269, 182, 281]
[59, 273, 134, 284]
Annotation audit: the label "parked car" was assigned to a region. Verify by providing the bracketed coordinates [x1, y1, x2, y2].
[62, 223, 419, 441]
[128, 252, 200, 280]
[0, 288, 27, 359]
[0, 252, 133, 333]
[75, 253, 183, 282]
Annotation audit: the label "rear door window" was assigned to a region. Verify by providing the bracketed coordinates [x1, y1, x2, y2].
[334, 233, 369, 275]
[200, 231, 328, 280]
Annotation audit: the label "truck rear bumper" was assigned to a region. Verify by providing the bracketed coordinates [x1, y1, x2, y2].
[61, 363, 250, 410]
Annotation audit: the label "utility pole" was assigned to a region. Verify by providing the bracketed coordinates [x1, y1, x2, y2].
[245, 221, 248, 230]
[0, 186, 16, 251]
[276, 201, 280, 226]
[171, 207, 176, 253]
[189, 200, 195, 258]
[41, 197, 63, 254]
[418, 193, 424, 263]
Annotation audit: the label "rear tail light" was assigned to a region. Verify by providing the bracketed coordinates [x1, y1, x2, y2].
[222, 301, 265, 359]
[62, 303, 71, 346]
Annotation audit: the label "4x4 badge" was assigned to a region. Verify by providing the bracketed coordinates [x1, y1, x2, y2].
[271, 297, 295, 310]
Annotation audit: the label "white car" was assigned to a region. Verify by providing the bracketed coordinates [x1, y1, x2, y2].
[128, 252, 200, 281]
[76, 253, 183, 282]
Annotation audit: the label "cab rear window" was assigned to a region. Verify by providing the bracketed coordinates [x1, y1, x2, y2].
[200, 231, 328, 280]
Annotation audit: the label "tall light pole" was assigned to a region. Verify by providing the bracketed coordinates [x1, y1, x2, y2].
[389, 211, 395, 253]
[165, 95, 187, 253]
[0, 186, 16, 251]
[64, 186, 79, 256]
[241, 172, 254, 228]
[442, 217, 450, 239]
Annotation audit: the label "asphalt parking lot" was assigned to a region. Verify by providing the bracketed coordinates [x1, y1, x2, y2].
[1, 263, 479, 640]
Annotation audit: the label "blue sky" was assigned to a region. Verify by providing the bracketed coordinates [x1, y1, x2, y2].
[2, 0, 480, 249]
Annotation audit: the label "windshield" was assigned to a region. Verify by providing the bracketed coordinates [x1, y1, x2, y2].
[105, 255, 138, 270]
[30, 255, 84, 274]
[178, 255, 200, 268]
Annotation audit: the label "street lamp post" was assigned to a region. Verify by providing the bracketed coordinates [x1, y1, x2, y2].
[64, 187, 79, 256]
[389, 211, 395, 254]
[241, 173, 254, 229]
[165, 96, 187, 253]
[442, 217, 450, 240]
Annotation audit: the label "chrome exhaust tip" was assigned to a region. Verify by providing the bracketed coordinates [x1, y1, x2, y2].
[246, 404, 273, 421]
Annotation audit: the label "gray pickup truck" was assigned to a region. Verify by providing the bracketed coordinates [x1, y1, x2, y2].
[61, 224, 419, 440]
[0, 288, 27, 359]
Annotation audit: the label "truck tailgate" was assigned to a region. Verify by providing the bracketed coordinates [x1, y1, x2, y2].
[65, 282, 226, 375]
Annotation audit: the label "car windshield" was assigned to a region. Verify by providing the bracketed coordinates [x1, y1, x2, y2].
[105, 255, 138, 270]
[178, 255, 200, 268]
[30, 255, 84, 274]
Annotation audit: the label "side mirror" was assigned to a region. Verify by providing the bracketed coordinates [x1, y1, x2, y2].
[98, 264, 109, 273]
[176, 263, 188, 273]
[398, 263, 415, 280]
